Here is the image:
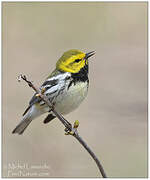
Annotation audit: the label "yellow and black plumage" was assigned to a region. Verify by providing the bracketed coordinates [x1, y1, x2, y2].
[12, 49, 95, 135]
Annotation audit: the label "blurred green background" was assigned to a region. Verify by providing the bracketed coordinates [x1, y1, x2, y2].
[2, 2, 147, 178]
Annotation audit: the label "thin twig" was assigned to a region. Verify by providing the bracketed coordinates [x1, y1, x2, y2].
[18, 74, 107, 178]
[74, 132, 107, 177]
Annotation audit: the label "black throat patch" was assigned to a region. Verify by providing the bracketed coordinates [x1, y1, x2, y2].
[68, 64, 89, 90]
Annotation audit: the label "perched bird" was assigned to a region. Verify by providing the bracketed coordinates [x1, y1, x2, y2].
[12, 49, 95, 135]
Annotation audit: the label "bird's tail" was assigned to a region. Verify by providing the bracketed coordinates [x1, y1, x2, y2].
[12, 104, 45, 135]
[12, 106, 35, 135]
[12, 117, 32, 135]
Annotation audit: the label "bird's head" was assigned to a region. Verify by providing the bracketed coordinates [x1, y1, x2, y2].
[56, 49, 95, 73]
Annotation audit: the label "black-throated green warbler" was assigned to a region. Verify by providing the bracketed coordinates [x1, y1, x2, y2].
[12, 49, 95, 134]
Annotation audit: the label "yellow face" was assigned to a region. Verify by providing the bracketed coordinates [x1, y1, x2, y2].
[56, 49, 87, 73]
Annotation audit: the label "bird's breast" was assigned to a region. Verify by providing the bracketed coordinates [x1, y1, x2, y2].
[55, 80, 88, 115]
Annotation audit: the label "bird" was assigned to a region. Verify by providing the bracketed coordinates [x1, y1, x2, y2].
[12, 49, 95, 135]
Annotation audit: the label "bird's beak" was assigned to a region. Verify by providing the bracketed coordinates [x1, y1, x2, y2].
[85, 51, 95, 59]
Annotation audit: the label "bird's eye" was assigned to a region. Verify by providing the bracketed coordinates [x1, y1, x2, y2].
[75, 59, 81, 63]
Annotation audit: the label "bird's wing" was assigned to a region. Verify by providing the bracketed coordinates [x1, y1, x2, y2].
[23, 71, 71, 116]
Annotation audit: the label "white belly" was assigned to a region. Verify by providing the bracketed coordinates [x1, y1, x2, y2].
[54, 81, 88, 114]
